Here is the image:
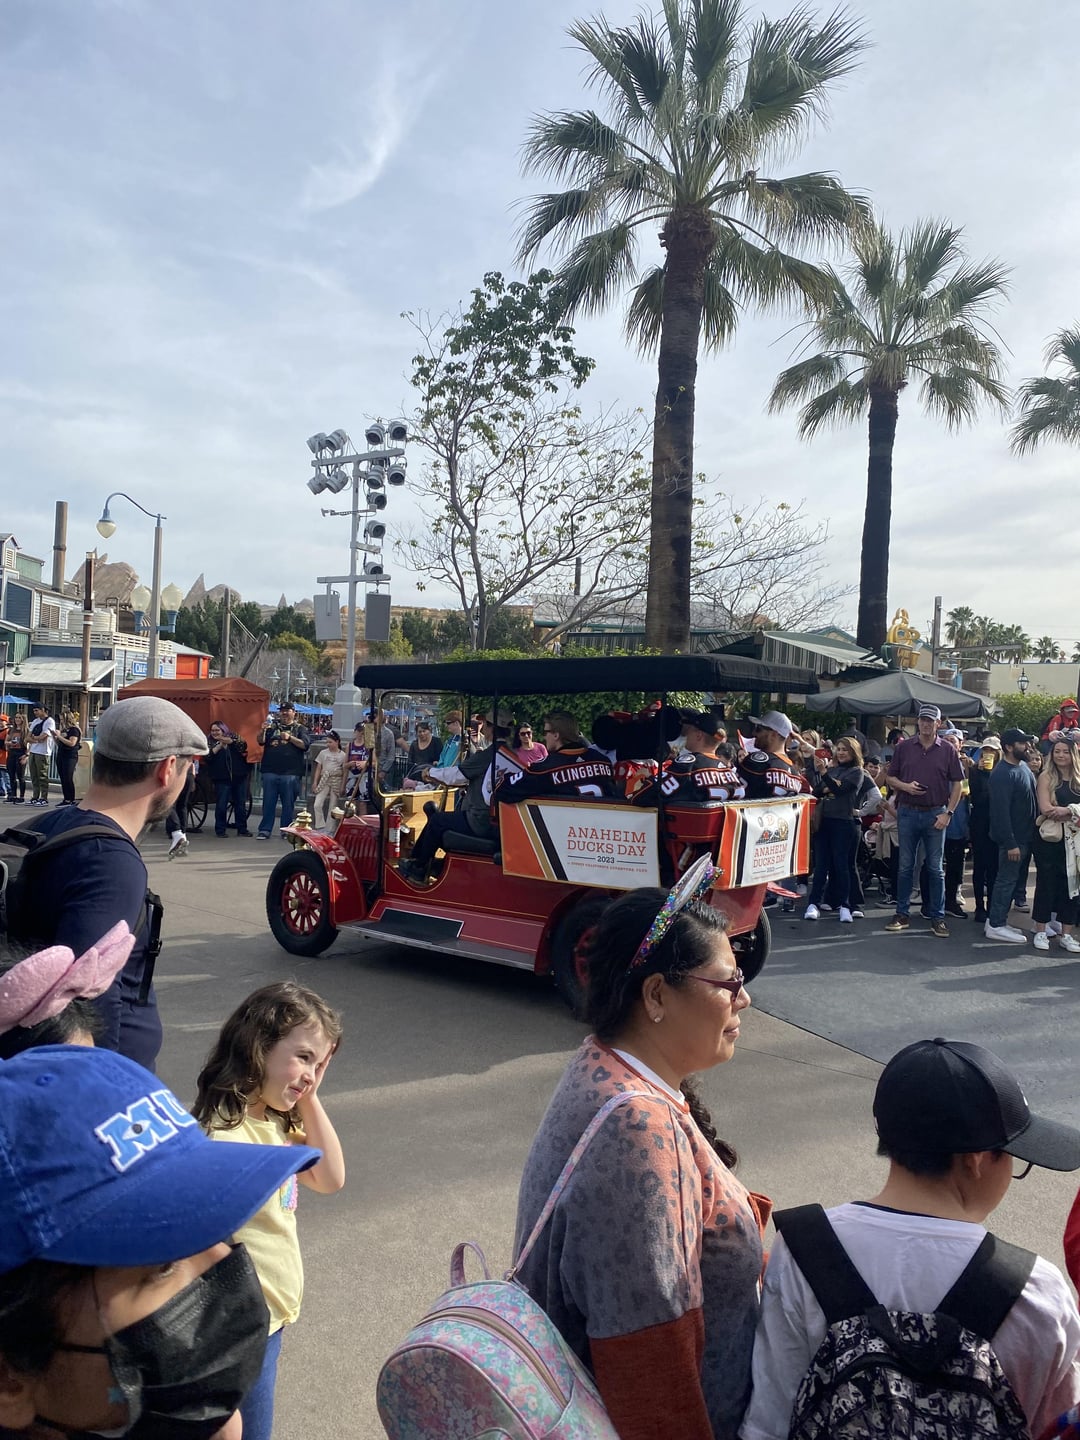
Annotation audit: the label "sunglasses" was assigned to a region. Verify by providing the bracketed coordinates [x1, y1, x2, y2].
[687, 968, 745, 1000]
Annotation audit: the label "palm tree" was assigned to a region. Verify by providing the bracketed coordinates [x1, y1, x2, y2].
[768, 219, 1010, 653]
[1011, 327, 1080, 454]
[1033, 635, 1063, 663]
[996, 623, 1030, 664]
[517, 0, 867, 651]
[945, 605, 976, 651]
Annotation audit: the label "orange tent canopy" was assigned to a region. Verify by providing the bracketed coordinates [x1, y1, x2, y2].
[115, 677, 271, 762]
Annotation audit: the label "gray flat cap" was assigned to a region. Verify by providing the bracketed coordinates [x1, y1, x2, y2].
[95, 697, 209, 762]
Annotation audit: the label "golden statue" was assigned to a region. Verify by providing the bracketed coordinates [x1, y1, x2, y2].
[887, 608, 921, 669]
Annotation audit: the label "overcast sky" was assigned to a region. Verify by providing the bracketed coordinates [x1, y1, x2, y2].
[3, 0, 1078, 645]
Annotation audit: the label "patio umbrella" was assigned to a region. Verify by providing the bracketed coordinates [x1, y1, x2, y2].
[0, 694, 35, 707]
[804, 670, 993, 719]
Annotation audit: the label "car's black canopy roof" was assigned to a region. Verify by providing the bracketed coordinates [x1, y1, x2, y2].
[355, 653, 817, 696]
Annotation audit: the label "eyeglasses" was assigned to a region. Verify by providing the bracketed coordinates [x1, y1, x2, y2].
[1011, 1159, 1034, 1180]
[687, 968, 745, 999]
[518, 729, 532, 736]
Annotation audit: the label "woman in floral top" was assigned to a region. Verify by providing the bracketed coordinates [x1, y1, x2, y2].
[514, 887, 769, 1440]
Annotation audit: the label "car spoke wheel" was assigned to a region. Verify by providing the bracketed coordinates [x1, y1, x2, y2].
[266, 850, 339, 957]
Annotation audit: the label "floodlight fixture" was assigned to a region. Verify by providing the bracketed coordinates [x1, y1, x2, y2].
[365, 422, 386, 448]
[307, 432, 330, 454]
[363, 560, 384, 577]
[387, 462, 407, 487]
[368, 455, 390, 469]
[324, 466, 350, 494]
[364, 520, 386, 541]
[325, 429, 348, 452]
[366, 490, 388, 510]
[387, 418, 409, 445]
[364, 468, 385, 490]
[307, 473, 329, 496]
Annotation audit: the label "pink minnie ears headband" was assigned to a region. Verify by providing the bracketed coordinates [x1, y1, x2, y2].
[628, 855, 719, 971]
[0, 921, 135, 1034]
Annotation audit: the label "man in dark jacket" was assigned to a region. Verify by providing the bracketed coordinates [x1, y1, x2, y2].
[256, 701, 310, 838]
[985, 727, 1037, 943]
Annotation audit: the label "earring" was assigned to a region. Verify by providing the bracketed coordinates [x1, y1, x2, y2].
[653, 1014, 663, 1024]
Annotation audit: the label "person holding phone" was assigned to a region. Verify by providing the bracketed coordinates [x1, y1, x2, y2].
[256, 703, 310, 839]
[885, 704, 964, 936]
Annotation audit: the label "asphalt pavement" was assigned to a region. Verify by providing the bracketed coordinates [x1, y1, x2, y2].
[141, 831, 1079, 1440]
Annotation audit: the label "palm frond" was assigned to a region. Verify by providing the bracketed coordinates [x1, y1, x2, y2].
[710, 223, 838, 311]
[920, 368, 1011, 430]
[569, 17, 647, 123]
[1010, 376, 1080, 454]
[739, 7, 867, 149]
[625, 265, 667, 352]
[900, 219, 964, 294]
[620, 15, 675, 112]
[515, 188, 611, 263]
[521, 111, 632, 184]
[796, 377, 869, 437]
[1045, 326, 1080, 373]
[768, 352, 849, 411]
[740, 170, 870, 245]
[623, 256, 739, 354]
[553, 223, 639, 318]
[928, 257, 1011, 321]
[687, 0, 742, 107]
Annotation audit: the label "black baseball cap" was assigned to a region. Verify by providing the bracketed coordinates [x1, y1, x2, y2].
[1000, 726, 1035, 747]
[874, 1038, 1080, 1171]
[683, 710, 725, 737]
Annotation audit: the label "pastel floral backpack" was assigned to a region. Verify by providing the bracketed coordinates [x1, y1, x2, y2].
[376, 1092, 650, 1439]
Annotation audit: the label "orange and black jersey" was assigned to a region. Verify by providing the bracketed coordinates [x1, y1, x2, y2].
[498, 744, 616, 801]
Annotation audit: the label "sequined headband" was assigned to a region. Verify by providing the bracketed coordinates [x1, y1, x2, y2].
[0, 921, 135, 1033]
[628, 855, 718, 971]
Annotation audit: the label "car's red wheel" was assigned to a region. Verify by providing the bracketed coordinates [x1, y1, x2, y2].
[266, 850, 339, 957]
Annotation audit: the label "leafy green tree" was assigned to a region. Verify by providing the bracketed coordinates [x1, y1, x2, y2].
[945, 606, 975, 651]
[367, 619, 414, 661]
[405, 271, 651, 649]
[264, 606, 316, 644]
[1011, 327, 1080, 453]
[517, 0, 867, 651]
[768, 219, 1009, 653]
[174, 601, 222, 661]
[271, 632, 321, 670]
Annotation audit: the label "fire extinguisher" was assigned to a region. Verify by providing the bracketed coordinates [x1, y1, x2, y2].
[387, 807, 403, 861]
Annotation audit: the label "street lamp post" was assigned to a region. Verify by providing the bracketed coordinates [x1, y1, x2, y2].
[96, 493, 166, 681]
[305, 421, 408, 732]
[1018, 667, 1030, 695]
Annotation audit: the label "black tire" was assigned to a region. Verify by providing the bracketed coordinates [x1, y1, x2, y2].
[730, 908, 770, 985]
[266, 849, 339, 957]
[550, 896, 610, 1018]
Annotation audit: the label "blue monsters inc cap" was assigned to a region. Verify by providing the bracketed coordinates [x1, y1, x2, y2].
[0, 1046, 320, 1273]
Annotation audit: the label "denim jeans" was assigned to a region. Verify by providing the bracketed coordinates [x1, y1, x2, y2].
[259, 773, 300, 835]
[989, 844, 1032, 928]
[215, 779, 250, 834]
[239, 1326, 283, 1440]
[896, 807, 947, 918]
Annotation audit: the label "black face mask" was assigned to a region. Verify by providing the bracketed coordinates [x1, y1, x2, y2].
[55, 1244, 269, 1440]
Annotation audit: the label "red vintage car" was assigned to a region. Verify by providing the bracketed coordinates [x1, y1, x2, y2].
[266, 653, 817, 1013]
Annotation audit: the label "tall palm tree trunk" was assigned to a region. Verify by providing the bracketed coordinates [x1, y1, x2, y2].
[856, 386, 900, 655]
[644, 210, 714, 652]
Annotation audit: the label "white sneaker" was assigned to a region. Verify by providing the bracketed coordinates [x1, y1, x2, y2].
[1058, 933, 1080, 953]
[984, 922, 1027, 943]
[804, 904, 820, 921]
[1033, 931, 1051, 951]
[168, 833, 189, 859]
[850, 908, 865, 919]
[839, 906, 853, 923]
[1047, 919, 1063, 936]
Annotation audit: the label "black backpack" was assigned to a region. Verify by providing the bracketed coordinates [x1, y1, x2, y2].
[0, 820, 163, 1003]
[775, 1204, 1034, 1440]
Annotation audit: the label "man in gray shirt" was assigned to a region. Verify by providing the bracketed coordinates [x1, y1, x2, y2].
[985, 727, 1038, 942]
